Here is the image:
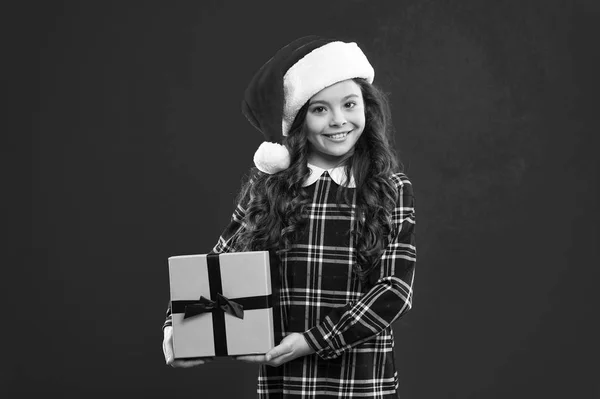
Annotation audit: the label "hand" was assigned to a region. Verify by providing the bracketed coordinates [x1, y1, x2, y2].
[163, 326, 213, 368]
[235, 333, 315, 367]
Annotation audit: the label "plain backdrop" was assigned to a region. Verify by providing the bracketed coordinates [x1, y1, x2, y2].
[11, 0, 599, 398]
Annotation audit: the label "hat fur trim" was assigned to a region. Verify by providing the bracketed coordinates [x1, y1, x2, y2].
[282, 41, 375, 136]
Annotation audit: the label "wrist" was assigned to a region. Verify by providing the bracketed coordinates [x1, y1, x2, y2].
[298, 334, 316, 356]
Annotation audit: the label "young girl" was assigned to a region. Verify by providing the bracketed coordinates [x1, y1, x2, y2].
[162, 36, 416, 398]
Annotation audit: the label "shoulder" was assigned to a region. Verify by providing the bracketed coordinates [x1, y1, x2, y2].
[236, 167, 275, 205]
[238, 167, 268, 192]
[245, 167, 269, 186]
[389, 172, 414, 195]
[233, 168, 262, 207]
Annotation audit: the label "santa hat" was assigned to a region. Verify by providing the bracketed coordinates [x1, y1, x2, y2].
[241, 36, 375, 174]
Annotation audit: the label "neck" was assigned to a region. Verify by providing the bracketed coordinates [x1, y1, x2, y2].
[307, 150, 354, 170]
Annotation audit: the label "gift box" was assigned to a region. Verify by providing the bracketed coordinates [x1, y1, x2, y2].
[168, 251, 275, 359]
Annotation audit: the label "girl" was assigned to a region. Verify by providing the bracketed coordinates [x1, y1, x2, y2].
[162, 36, 416, 398]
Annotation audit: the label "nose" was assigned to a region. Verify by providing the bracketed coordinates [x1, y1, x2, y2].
[329, 109, 347, 127]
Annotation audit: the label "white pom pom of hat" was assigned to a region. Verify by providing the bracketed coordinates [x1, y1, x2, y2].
[253, 141, 291, 174]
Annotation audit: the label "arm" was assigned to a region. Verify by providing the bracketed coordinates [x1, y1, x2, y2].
[303, 173, 416, 360]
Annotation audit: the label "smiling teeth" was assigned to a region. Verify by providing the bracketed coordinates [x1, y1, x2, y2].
[328, 132, 348, 139]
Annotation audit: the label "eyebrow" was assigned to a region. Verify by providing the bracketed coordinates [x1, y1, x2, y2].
[309, 94, 360, 106]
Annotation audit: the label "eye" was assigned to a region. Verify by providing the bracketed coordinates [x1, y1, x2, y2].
[344, 101, 357, 108]
[311, 106, 326, 114]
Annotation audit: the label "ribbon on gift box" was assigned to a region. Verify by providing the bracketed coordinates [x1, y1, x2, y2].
[182, 293, 244, 320]
[171, 253, 272, 356]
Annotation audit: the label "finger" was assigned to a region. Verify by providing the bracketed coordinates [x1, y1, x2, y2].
[266, 351, 295, 368]
[235, 355, 267, 363]
[265, 343, 293, 362]
[170, 359, 206, 368]
[163, 342, 174, 365]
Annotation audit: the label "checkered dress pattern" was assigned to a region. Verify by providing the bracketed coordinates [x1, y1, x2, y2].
[165, 171, 416, 398]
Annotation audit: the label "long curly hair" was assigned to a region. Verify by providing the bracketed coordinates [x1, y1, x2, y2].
[234, 78, 401, 280]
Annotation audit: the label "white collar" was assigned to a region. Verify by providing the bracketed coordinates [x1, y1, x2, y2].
[303, 163, 356, 188]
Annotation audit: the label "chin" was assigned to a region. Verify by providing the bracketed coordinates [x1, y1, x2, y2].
[326, 150, 353, 158]
[327, 145, 354, 155]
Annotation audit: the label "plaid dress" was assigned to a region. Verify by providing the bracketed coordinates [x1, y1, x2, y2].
[165, 166, 416, 398]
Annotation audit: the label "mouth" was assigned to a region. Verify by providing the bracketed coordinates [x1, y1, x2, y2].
[322, 130, 352, 141]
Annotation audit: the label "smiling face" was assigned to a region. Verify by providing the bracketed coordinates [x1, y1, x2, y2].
[304, 79, 365, 169]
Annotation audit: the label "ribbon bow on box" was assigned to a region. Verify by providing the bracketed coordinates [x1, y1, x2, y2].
[183, 293, 244, 320]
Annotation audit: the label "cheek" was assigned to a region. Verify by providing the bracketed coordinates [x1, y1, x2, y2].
[355, 110, 366, 127]
[304, 118, 324, 137]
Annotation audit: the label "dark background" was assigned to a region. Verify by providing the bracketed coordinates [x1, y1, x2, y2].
[12, 0, 599, 397]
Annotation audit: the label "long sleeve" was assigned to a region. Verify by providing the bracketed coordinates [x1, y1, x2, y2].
[209, 198, 248, 255]
[303, 174, 416, 359]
